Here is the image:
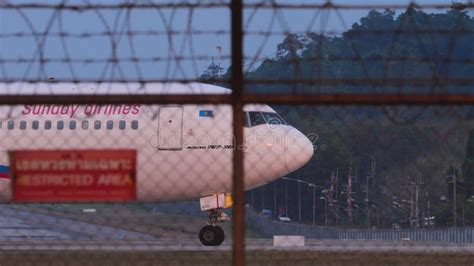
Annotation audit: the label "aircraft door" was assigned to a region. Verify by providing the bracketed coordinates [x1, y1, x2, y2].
[158, 106, 183, 150]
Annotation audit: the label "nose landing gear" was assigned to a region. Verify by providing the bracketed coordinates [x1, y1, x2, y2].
[199, 208, 228, 246]
[199, 193, 232, 246]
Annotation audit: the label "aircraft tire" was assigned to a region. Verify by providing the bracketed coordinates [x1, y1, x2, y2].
[199, 225, 225, 246]
[214, 225, 225, 245]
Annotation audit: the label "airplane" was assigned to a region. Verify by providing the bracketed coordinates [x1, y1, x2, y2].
[0, 82, 314, 246]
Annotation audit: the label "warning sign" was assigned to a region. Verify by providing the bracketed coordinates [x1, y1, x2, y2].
[9, 150, 137, 202]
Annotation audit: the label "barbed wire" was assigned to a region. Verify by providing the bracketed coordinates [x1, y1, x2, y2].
[1, 2, 471, 10]
[0, 2, 231, 9]
[0, 1, 472, 87]
[1, 2, 474, 264]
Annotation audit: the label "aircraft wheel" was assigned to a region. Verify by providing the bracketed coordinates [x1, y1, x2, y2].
[214, 225, 225, 245]
[199, 225, 225, 246]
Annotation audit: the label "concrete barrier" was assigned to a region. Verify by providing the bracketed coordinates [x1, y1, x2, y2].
[273, 235, 305, 247]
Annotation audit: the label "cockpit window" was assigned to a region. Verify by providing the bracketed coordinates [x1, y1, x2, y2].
[248, 112, 266, 127]
[262, 112, 288, 125]
[244, 111, 288, 127]
[243, 112, 250, 128]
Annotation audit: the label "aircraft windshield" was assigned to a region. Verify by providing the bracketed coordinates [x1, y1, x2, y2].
[249, 112, 266, 127]
[244, 111, 288, 127]
[262, 112, 288, 125]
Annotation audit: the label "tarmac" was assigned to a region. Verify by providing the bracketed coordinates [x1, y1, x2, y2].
[0, 205, 472, 254]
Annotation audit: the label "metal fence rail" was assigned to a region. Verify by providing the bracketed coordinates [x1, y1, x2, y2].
[247, 209, 474, 244]
[338, 228, 474, 243]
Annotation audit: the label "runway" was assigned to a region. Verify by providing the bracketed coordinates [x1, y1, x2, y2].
[0, 207, 472, 265]
[0, 205, 472, 254]
[0, 206, 155, 240]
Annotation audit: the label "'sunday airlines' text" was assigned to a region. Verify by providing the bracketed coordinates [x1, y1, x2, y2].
[21, 104, 141, 118]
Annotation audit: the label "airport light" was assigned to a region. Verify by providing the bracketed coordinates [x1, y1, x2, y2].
[298, 180, 301, 222]
[285, 179, 288, 217]
[309, 183, 316, 225]
[282, 177, 327, 224]
[281, 177, 302, 222]
[274, 181, 277, 218]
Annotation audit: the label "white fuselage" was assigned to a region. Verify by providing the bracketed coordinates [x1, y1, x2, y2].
[0, 82, 314, 202]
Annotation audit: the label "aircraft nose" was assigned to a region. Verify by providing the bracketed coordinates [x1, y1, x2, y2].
[284, 128, 314, 173]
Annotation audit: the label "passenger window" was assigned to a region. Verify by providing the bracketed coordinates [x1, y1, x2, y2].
[131, 120, 138, 130]
[106, 120, 113, 130]
[82, 120, 89, 130]
[7, 121, 14, 130]
[0, 121, 2, 129]
[32, 121, 39, 130]
[69, 120, 76, 130]
[249, 112, 265, 127]
[94, 120, 101, 130]
[57, 120, 64, 130]
[20, 121, 27, 130]
[45, 120, 52, 130]
[119, 120, 126, 130]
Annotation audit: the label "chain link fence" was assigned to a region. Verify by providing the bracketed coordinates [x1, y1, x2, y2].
[1, 0, 474, 265]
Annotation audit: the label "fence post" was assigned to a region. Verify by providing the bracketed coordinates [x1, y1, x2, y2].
[231, 0, 244, 265]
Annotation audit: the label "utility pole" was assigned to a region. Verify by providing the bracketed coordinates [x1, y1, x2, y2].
[354, 167, 358, 224]
[445, 166, 457, 227]
[285, 179, 288, 217]
[324, 193, 328, 226]
[364, 157, 376, 229]
[335, 168, 339, 226]
[453, 167, 457, 227]
[426, 190, 431, 227]
[347, 167, 353, 225]
[274, 181, 277, 218]
[298, 180, 302, 223]
[408, 173, 424, 228]
[409, 176, 414, 225]
[311, 184, 316, 226]
[329, 172, 335, 225]
[415, 176, 419, 227]
[371, 157, 376, 228]
[216, 46, 222, 78]
[365, 173, 370, 229]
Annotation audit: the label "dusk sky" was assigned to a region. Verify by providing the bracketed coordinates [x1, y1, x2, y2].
[0, 0, 460, 80]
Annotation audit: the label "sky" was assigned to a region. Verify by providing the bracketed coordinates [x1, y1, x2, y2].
[0, 0, 462, 81]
